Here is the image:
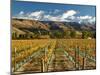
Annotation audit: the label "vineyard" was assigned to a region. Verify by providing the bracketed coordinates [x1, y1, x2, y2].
[12, 39, 96, 74]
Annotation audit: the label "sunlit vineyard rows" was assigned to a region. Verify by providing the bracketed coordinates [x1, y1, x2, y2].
[12, 39, 96, 74]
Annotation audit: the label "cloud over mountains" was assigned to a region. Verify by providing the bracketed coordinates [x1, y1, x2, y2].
[13, 9, 95, 24]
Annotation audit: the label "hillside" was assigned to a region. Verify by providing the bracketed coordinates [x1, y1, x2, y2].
[12, 18, 96, 39]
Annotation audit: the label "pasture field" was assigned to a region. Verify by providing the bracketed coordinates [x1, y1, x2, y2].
[12, 39, 96, 74]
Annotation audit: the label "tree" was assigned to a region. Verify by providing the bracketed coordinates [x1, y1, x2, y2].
[82, 31, 91, 39]
[93, 32, 96, 38]
[70, 31, 76, 38]
[64, 31, 70, 39]
[12, 32, 17, 39]
[53, 30, 64, 38]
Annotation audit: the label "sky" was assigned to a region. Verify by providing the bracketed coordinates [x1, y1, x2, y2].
[12, 0, 96, 23]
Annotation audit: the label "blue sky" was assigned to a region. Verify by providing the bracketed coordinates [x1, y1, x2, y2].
[12, 0, 96, 23]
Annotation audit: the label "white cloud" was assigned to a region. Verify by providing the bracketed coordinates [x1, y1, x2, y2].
[77, 15, 92, 20]
[77, 16, 95, 24]
[47, 9, 61, 14]
[88, 17, 96, 24]
[19, 11, 24, 15]
[28, 11, 44, 17]
[90, 17, 95, 22]
[67, 16, 76, 20]
[61, 10, 77, 19]
[44, 15, 61, 21]
[54, 9, 60, 14]
[14, 10, 78, 22]
[13, 10, 95, 24]
[28, 10, 45, 20]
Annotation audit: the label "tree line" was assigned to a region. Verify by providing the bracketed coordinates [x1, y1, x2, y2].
[12, 30, 96, 39]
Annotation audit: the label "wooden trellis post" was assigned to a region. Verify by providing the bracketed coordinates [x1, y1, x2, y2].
[41, 58, 48, 72]
[82, 57, 85, 69]
[75, 46, 80, 70]
[41, 58, 45, 72]
[75, 46, 77, 69]
[41, 46, 48, 72]
[14, 47, 16, 72]
[77, 46, 80, 70]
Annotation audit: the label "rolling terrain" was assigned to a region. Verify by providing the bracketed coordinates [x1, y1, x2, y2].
[12, 18, 96, 38]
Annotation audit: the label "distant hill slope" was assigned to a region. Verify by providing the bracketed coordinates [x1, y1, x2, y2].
[12, 18, 96, 39]
[12, 18, 95, 34]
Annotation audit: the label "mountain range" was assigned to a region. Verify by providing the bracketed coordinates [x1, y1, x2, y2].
[12, 18, 96, 35]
